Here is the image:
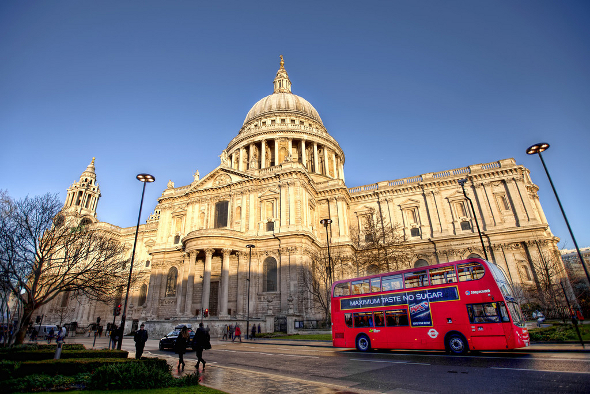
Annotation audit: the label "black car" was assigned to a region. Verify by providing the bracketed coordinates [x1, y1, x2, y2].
[158, 324, 195, 351]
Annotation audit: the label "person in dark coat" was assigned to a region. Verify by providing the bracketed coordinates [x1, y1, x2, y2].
[134, 323, 148, 359]
[251, 323, 256, 340]
[175, 326, 190, 370]
[192, 322, 210, 371]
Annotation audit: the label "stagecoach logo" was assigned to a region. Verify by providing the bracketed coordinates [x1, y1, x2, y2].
[427, 329, 438, 339]
[369, 329, 381, 333]
[340, 286, 459, 310]
[465, 289, 490, 296]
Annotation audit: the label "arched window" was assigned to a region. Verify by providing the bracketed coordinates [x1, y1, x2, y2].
[138, 284, 148, 306]
[165, 267, 178, 297]
[467, 253, 482, 259]
[263, 257, 278, 292]
[214, 201, 229, 228]
[414, 259, 429, 268]
[80, 217, 92, 226]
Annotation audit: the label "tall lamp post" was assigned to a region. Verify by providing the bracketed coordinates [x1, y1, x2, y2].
[320, 219, 333, 284]
[458, 179, 489, 261]
[526, 143, 590, 286]
[117, 173, 155, 350]
[245, 244, 255, 340]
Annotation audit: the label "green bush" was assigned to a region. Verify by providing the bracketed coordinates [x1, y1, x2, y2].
[529, 324, 579, 342]
[5, 372, 91, 393]
[174, 371, 202, 387]
[88, 362, 174, 390]
[0, 360, 20, 381]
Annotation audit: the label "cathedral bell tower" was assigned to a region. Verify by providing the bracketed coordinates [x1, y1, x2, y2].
[63, 157, 101, 220]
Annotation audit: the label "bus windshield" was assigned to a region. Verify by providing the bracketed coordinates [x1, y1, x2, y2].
[487, 263, 515, 301]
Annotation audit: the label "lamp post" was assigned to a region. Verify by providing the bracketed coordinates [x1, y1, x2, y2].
[117, 173, 155, 350]
[320, 219, 333, 284]
[526, 143, 590, 286]
[245, 244, 255, 340]
[458, 179, 489, 261]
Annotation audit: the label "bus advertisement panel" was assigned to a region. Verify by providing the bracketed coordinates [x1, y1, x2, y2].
[331, 258, 529, 354]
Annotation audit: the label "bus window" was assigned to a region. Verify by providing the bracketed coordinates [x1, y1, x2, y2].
[457, 262, 485, 282]
[498, 302, 511, 322]
[370, 278, 381, 293]
[385, 309, 409, 326]
[467, 303, 501, 323]
[334, 282, 350, 297]
[374, 311, 385, 327]
[382, 275, 403, 291]
[507, 301, 526, 327]
[353, 312, 374, 328]
[344, 313, 353, 328]
[352, 279, 370, 294]
[429, 266, 457, 285]
[404, 270, 429, 289]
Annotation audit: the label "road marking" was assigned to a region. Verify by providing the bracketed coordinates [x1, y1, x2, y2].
[351, 358, 430, 366]
[490, 367, 590, 375]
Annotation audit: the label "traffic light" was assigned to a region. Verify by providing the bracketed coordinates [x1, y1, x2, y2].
[114, 304, 122, 316]
[204, 308, 209, 318]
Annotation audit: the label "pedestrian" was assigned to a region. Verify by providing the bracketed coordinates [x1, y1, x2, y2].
[536, 311, 545, 328]
[233, 324, 242, 342]
[222, 325, 228, 341]
[58, 325, 67, 342]
[134, 323, 148, 359]
[229, 324, 234, 341]
[251, 323, 256, 340]
[110, 324, 118, 349]
[98, 325, 103, 338]
[258, 323, 261, 335]
[192, 322, 210, 372]
[47, 328, 55, 344]
[175, 326, 189, 370]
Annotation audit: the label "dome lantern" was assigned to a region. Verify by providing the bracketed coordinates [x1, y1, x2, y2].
[273, 55, 292, 93]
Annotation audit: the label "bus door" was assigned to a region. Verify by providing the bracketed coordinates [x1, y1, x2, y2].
[384, 308, 411, 348]
[466, 302, 509, 350]
[353, 312, 387, 349]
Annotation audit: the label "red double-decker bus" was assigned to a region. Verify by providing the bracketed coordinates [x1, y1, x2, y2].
[331, 258, 529, 354]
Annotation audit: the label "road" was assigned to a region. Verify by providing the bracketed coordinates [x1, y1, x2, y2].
[69, 335, 590, 393]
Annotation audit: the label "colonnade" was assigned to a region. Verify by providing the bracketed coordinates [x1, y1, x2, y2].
[229, 138, 344, 180]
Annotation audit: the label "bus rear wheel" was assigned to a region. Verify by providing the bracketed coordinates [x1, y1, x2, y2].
[356, 334, 371, 352]
[446, 334, 468, 355]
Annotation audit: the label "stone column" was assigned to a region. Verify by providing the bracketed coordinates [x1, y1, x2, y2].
[505, 178, 526, 225]
[288, 138, 293, 160]
[336, 197, 346, 237]
[260, 140, 266, 169]
[249, 143, 255, 170]
[176, 260, 186, 315]
[301, 140, 306, 168]
[230, 152, 235, 170]
[184, 251, 196, 316]
[323, 146, 329, 175]
[274, 139, 279, 165]
[220, 249, 231, 317]
[332, 152, 337, 178]
[145, 269, 158, 316]
[313, 142, 318, 173]
[289, 182, 295, 226]
[238, 148, 244, 171]
[202, 249, 214, 314]
[236, 252, 244, 316]
[473, 183, 494, 231]
[339, 161, 345, 182]
[514, 177, 539, 224]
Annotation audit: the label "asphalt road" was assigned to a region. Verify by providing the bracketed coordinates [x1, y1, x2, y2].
[72, 335, 590, 393]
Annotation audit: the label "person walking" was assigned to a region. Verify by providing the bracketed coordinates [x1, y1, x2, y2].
[258, 323, 261, 335]
[110, 324, 118, 350]
[222, 325, 228, 341]
[251, 323, 256, 340]
[229, 324, 234, 341]
[233, 324, 242, 342]
[134, 323, 148, 359]
[47, 328, 55, 344]
[192, 323, 210, 372]
[175, 326, 190, 370]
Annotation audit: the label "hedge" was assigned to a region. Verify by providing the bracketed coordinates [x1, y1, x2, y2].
[0, 343, 85, 354]
[9, 357, 168, 379]
[2, 349, 129, 362]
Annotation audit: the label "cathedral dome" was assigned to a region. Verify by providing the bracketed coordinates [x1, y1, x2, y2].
[243, 93, 323, 125]
[242, 56, 323, 126]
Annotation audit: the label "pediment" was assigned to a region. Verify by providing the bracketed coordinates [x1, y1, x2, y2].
[187, 166, 252, 192]
[259, 187, 280, 199]
[399, 198, 421, 208]
[446, 191, 466, 202]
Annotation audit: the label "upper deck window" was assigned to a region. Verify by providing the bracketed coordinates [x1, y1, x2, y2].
[351, 279, 370, 295]
[381, 274, 403, 291]
[457, 262, 485, 282]
[370, 278, 381, 293]
[333, 282, 350, 297]
[430, 266, 457, 285]
[404, 270, 429, 288]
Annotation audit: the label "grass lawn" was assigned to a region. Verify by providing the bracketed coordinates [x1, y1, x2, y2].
[528, 322, 590, 342]
[32, 386, 226, 394]
[276, 334, 331, 340]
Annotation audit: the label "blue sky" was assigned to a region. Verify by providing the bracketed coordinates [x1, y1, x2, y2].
[1, 1, 589, 248]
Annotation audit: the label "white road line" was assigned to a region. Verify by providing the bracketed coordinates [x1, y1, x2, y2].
[490, 367, 590, 375]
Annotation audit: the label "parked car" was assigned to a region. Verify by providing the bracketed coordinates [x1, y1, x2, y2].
[158, 324, 195, 351]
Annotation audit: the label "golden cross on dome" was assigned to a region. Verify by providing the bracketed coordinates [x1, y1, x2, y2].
[280, 55, 284, 69]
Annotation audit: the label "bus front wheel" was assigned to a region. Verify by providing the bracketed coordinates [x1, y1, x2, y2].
[446, 334, 468, 355]
[356, 334, 371, 352]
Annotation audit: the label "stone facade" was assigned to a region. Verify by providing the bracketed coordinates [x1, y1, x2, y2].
[38, 58, 568, 336]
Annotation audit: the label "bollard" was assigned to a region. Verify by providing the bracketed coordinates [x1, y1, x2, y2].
[54, 340, 63, 359]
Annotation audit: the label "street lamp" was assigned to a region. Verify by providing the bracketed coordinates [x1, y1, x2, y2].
[245, 244, 255, 340]
[526, 143, 590, 286]
[117, 173, 155, 350]
[320, 219, 333, 284]
[458, 179, 489, 261]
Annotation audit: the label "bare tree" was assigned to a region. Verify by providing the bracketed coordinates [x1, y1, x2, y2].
[350, 208, 413, 275]
[0, 193, 128, 344]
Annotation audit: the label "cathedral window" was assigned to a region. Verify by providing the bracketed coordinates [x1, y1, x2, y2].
[271, 120, 276, 125]
[138, 284, 147, 306]
[281, 118, 285, 124]
[496, 194, 510, 211]
[266, 221, 274, 232]
[80, 217, 92, 227]
[460, 221, 471, 230]
[214, 201, 229, 228]
[410, 228, 420, 237]
[174, 235, 180, 244]
[263, 257, 278, 292]
[145, 260, 150, 267]
[76, 191, 83, 206]
[291, 119, 295, 125]
[165, 267, 178, 297]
